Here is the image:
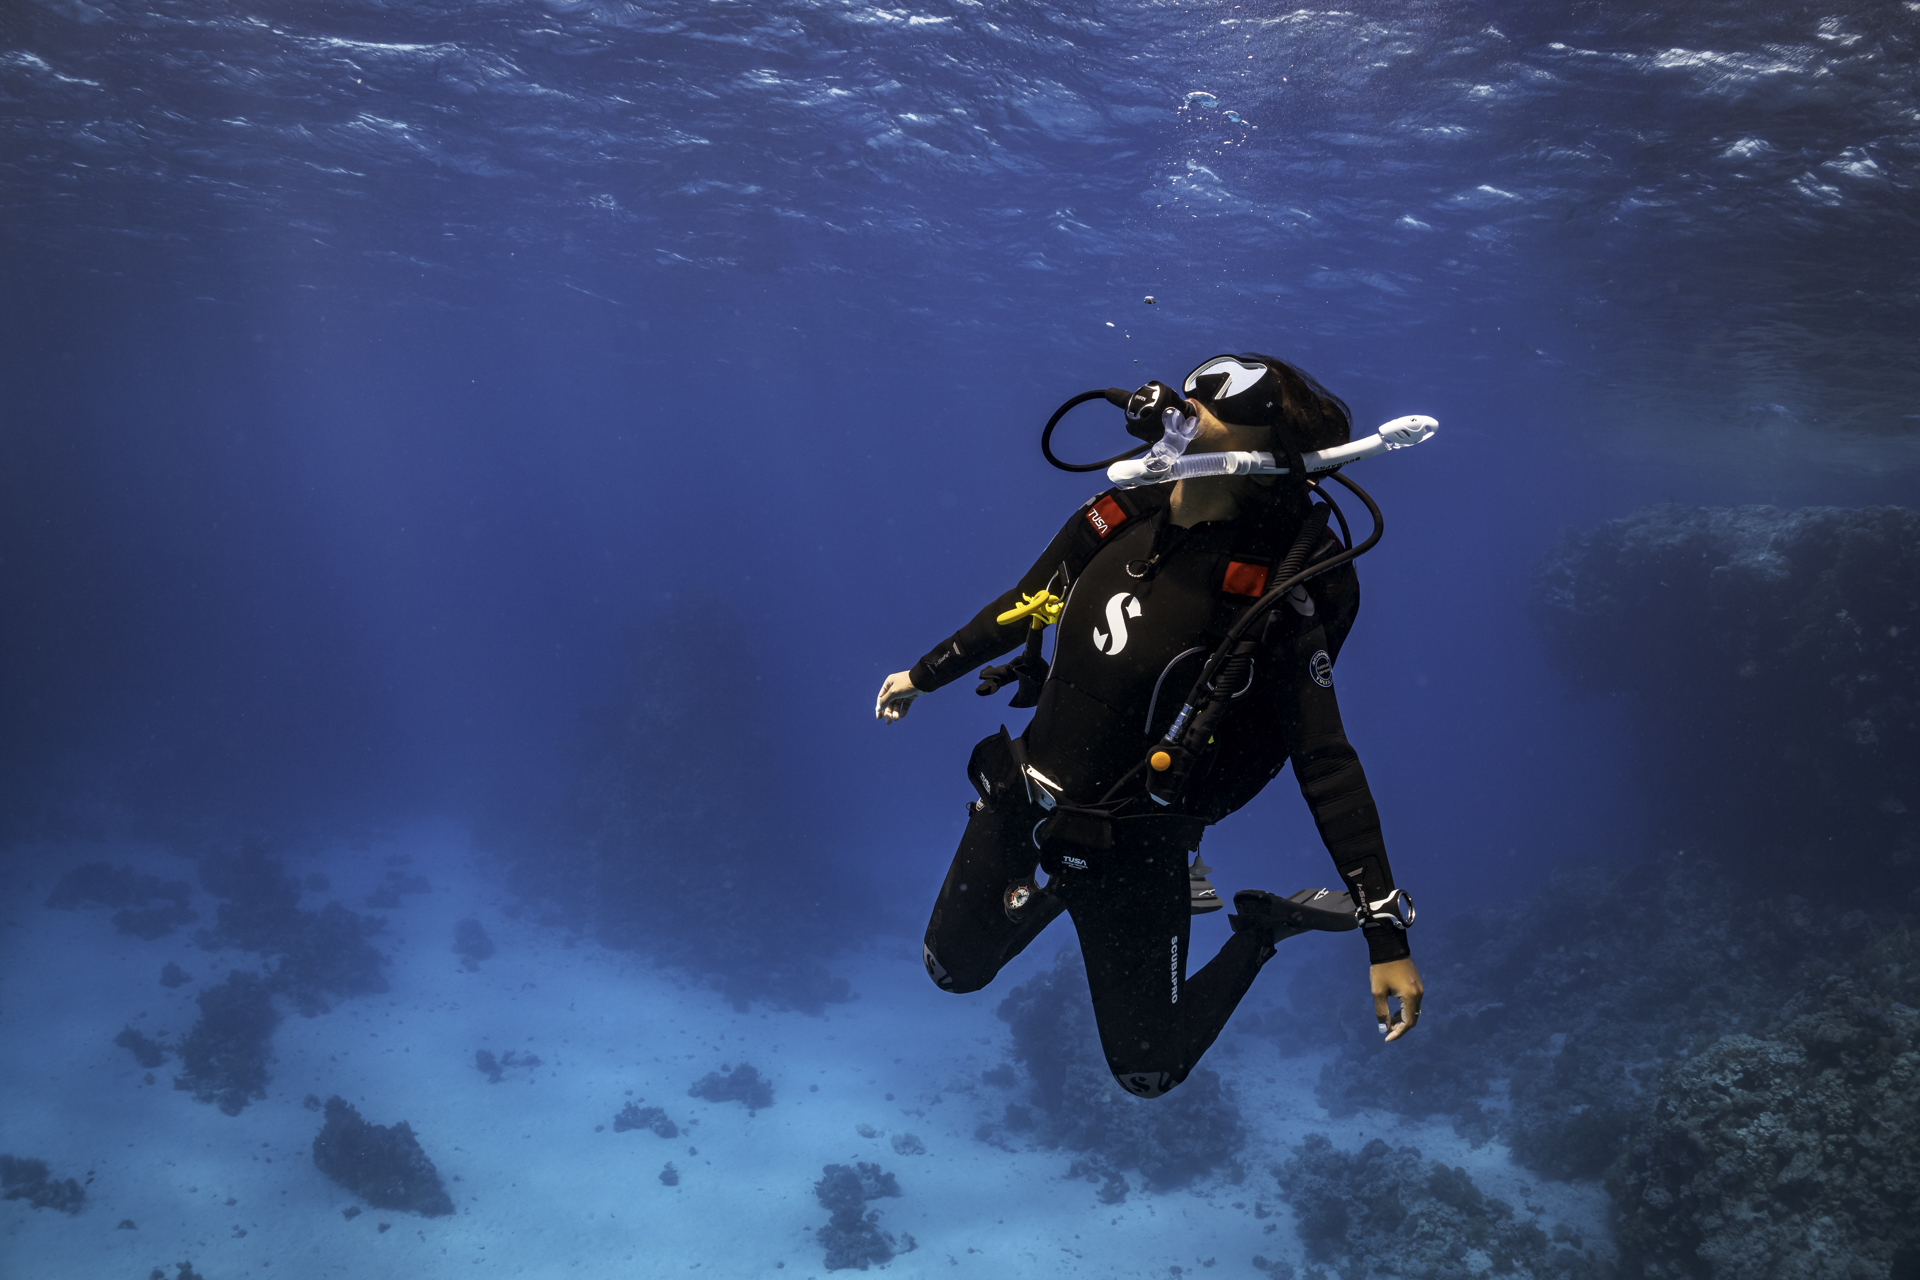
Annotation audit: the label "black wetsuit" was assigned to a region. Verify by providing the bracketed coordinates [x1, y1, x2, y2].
[912, 484, 1408, 1099]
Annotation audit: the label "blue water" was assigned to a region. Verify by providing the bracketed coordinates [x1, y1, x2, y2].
[2, 0, 1917, 1276]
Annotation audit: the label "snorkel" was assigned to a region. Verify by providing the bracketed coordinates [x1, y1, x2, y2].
[1040, 351, 1436, 483]
[1105, 412, 1437, 488]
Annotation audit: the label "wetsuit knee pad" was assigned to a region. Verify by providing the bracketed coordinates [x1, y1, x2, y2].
[921, 941, 990, 995]
[1113, 1069, 1179, 1100]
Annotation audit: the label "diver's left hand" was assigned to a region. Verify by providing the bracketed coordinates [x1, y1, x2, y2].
[875, 670, 924, 723]
[1370, 958, 1423, 1042]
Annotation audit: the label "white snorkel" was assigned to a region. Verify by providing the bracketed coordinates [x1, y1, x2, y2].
[1107, 411, 1438, 488]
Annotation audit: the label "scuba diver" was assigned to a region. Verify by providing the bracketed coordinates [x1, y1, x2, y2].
[874, 354, 1432, 1099]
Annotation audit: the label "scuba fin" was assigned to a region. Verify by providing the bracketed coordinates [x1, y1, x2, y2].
[1227, 888, 1360, 945]
[1189, 855, 1223, 915]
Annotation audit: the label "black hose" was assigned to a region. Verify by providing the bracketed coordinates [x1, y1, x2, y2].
[1216, 470, 1380, 658]
[1041, 390, 1151, 473]
[1311, 479, 1352, 549]
[1148, 473, 1382, 796]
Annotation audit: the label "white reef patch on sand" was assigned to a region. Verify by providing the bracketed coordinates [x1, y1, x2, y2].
[1, 830, 1609, 1278]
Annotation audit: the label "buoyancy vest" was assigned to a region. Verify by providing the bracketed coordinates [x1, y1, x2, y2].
[1022, 491, 1357, 803]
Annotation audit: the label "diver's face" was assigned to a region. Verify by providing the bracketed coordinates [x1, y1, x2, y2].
[1187, 401, 1271, 454]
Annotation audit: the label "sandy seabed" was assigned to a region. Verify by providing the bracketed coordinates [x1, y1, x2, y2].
[1, 828, 1608, 1280]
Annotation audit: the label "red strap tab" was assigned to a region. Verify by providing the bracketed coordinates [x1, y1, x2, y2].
[1084, 495, 1128, 539]
[1222, 560, 1270, 597]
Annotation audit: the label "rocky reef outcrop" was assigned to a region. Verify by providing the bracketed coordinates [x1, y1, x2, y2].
[1532, 504, 1920, 887]
[979, 948, 1247, 1193]
[1308, 860, 1829, 1181]
[197, 840, 389, 1015]
[688, 1063, 773, 1113]
[173, 969, 280, 1115]
[311, 1096, 454, 1217]
[1286, 855, 1920, 1276]
[1274, 1134, 1610, 1280]
[453, 918, 494, 971]
[1610, 932, 1920, 1279]
[0, 1154, 85, 1214]
[46, 861, 196, 939]
[613, 1102, 679, 1137]
[813, 1161, 909, 1271]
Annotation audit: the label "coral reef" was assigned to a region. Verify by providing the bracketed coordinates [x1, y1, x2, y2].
[1611, 933, 1920, 1279]
[689, 1063, 773, 1112]
[473, 1048, 540, 1082]
[115, 1025, 169, 1068]
[196, 840, 388, 1015]
[311, 1096, 454, 1217]
[613, 1103, 679, 1137]
[1533, 504, 1920, 887]
[173, 969, 280, 1115]
[1274, 1134, 1609, 1280]
[148, 1265, 204, 1280]
[453, 918, 494, 970]
[658, 1162, 679, 1186]
[985, 948, 1247, 1190]
[1305, 861, 1834, 1181]
[0, 1154, 85, 1214]
[159, 961, 193, 988]
[45, 861, 196, 939]
[814, 1162, 909, 1271]
[1291, 854, 1920, 1275]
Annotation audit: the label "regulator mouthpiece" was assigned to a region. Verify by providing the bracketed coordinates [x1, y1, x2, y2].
[1106, 415, 1437, 488]
[1122, 381, 1190, 443]
[1136, 407, 1201, 480]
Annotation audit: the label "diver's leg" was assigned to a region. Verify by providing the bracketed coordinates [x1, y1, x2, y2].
[1171, 929, 1272, 1061]
[1058, 840, 1269, 1098]
[922, 800, 1064, 994]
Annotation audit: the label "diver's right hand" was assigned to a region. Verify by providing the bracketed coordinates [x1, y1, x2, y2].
[875, 671, 924, 723]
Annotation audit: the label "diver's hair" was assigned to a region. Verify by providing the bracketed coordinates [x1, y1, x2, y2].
[1240, 353, 1351, 454]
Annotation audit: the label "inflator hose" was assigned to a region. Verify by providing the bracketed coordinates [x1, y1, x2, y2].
[1196, 470, 1382, 691]
[1098, 471, 1385, 807]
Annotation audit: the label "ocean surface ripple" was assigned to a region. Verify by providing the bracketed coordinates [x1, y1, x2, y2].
[4, 0, 1917, 434]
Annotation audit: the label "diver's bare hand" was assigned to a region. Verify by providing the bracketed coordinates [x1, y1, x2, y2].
[875, 671, 924, 723]
[1371, 958, 1424, 1042]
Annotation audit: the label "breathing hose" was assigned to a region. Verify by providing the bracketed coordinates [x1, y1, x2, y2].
[1121, 471, 1384, 807]
[1040, 389, 1150, 472]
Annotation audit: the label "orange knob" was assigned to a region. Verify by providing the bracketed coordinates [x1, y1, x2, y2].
[1149, 750, 1172, 772]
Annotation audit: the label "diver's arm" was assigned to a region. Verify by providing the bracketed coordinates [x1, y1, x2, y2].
[1289, 698, 1424, 1038]
[902, 499, 1113, 695]
[905, 584, 1036, 694]
[1275, 658, 1411, 967]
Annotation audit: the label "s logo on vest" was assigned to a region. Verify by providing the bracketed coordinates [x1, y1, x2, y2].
[1094, 593, 1142, 656]
[1309, 650, 1334, 687]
